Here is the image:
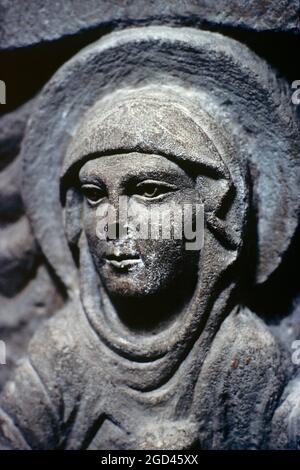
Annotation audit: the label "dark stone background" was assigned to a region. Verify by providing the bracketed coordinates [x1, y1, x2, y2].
[0, 1, 300, 116]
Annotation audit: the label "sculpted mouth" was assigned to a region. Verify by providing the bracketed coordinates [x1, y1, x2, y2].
[104, 252, 142, 270]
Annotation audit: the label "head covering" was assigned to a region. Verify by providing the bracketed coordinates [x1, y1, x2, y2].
[62, 85, 244, 250]
[19, 29, 298, 440]
[21, 26, 300, 297]
[59, 86, 246, 376]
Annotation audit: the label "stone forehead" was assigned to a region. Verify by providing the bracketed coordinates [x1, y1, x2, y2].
[79, 152, 190, 175]
[63, 89, 229, 178]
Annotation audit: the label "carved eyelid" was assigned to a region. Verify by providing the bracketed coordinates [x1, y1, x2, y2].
[81, 183, 105, 193]
[81, 183, 106, 204]
[135, 180, 178, 189]
[81, 182, 103, 189]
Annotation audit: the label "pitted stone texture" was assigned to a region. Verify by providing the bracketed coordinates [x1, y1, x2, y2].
[0, 102, 63, 390]
[0, 0, 299, 50]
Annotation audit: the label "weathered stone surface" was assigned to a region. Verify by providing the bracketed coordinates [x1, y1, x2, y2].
[0, 25, 299, 449]
[0, 0, 299, 50]
[0, 102, 62, 390]
[20, 26, 300, 288]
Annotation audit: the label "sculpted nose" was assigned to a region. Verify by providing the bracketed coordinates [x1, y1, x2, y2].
[106, 222, 128, 240]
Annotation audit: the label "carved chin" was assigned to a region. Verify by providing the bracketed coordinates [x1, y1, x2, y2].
[78, 223, 240, 377]
[98, 259, 177, 299]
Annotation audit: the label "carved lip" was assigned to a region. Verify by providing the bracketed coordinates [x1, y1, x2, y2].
[104, 252, 141, 270]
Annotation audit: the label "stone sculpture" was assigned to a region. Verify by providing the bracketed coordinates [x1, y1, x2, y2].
[0, 26, 299, 449]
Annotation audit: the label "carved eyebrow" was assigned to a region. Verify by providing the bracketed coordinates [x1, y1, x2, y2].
[120, 168, 189, 184]
[79, 174, 105, 187]
[78, 155, 194, 184]
[78, 166, 106, 186]
[78, 167, 171, 185]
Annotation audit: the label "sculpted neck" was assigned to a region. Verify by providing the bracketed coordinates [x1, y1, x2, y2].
[78, 230, 240, 395]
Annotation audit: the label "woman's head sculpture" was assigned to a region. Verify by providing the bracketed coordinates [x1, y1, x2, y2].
[55, 87, 247, 373]
[0, 26, 298, 451]
[20, 26, 300, 387]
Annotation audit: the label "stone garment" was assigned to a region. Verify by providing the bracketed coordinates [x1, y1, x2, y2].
[0, 302, 295, 450]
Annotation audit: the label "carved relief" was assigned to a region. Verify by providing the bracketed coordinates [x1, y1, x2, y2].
[0, 26, 299, 449]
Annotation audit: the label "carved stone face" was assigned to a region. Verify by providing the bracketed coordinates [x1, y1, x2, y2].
[63, 89, 245, 347]
[79, 152, 201, 303]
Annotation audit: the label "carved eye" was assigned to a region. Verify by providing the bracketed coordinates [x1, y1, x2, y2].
[135, 181, 177, 200]
[81, 184, 104, 204]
